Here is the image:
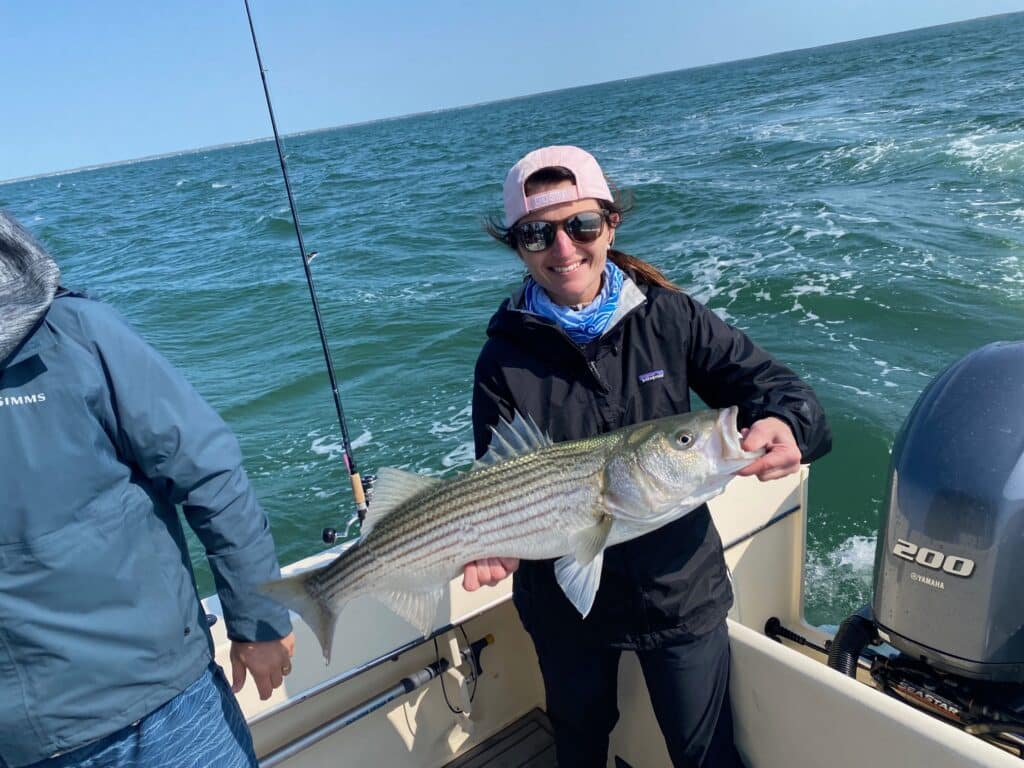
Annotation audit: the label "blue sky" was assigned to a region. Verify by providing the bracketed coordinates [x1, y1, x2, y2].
[2, 1, 1022, 181]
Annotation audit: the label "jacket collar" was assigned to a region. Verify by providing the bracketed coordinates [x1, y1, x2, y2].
[1, 313, 58, 371]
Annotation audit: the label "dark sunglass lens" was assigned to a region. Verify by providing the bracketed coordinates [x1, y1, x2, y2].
[566, 212, 604, 243]
[516, 222, 555, 252]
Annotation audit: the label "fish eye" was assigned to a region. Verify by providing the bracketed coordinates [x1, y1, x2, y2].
[675, 430, 694, 448]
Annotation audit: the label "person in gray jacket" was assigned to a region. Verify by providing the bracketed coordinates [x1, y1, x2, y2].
[0, 211, 295, 768]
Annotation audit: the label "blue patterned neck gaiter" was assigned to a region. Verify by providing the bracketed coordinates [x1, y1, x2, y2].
[523, 261, 625, 344]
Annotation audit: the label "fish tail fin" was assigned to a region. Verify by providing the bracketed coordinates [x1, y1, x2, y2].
[261, 566, 345, 664]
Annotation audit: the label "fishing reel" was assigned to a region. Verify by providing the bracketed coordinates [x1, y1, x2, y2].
[322, 473, 376, 544]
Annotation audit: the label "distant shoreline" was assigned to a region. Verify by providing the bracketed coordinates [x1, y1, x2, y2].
[3, 10, 1016, 187]
[0, 137, 275, 186]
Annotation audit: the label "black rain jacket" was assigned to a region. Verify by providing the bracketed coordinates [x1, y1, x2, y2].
[471, 276, 831, 650]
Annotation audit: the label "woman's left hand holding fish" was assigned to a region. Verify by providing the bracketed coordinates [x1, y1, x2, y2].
[462, 557, 520, 591]
[735, 417, 802, 481]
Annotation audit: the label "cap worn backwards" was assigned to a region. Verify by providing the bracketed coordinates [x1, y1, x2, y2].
[502, 145, 613, 227]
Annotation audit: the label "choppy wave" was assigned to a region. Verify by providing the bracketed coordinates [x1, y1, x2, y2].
[946, 130, 1024, 173]
[805, 535, 877, 625]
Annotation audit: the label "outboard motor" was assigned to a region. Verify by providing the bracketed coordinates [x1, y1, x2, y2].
[829, 341, 1024, 753]
[874, 340, 1024, 681]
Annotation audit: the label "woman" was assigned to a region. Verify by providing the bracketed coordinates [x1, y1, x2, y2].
[464, 146, 831, 767]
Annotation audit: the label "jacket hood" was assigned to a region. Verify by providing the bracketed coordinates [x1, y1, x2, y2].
[0, 211, 60, 366]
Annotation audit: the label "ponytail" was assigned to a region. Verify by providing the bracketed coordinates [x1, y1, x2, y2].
[607, 248, 678, 291]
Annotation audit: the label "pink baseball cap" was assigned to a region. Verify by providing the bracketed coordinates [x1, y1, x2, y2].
[503, 145, 614, 226]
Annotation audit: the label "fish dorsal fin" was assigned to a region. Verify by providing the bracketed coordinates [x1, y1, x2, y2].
[475, 410, 552, 468]
[362, 467, 441, 537]
[378, 588, 445, 637]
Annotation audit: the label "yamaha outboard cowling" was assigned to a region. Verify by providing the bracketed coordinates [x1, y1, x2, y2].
[872, 341, 1024, 682]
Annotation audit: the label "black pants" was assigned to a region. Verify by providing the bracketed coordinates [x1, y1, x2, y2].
[526, 621, 743, 768]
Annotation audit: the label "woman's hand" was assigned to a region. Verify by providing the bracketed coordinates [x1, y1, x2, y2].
[735, 416, 802, 481]
[462, 557, 520, 591]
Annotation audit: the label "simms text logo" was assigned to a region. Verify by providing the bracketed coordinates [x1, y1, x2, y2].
[0, 393, 47, 408]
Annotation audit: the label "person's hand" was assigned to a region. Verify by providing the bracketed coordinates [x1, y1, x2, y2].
[735, 416, 802, 481]
[462, 557, 520, 591]
[230, 632, 296, 700]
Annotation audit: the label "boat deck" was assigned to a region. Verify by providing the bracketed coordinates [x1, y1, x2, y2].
[445, 709, 556, 768]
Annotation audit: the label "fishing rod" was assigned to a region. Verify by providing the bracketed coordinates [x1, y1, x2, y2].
[243, 0, 367, 534]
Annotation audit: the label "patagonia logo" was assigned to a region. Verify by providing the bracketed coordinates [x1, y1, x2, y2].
[0, 392, 47, 407]
[638, 370, 664, 384]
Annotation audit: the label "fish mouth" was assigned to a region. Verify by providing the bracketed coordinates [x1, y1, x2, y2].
[717, 406, 764, 469]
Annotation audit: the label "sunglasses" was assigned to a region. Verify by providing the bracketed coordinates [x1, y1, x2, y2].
[512, 210, 609, 253]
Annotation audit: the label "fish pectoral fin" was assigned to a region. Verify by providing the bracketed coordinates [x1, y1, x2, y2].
[378, 588, 444, 638]
[363, 467, 442, 536]
[554, 552, 604, 618]
[556, 516, 612, 617]
[569, 515, 613, 565]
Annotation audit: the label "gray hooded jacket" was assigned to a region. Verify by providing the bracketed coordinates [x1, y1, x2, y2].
[0, 213, 291, 767]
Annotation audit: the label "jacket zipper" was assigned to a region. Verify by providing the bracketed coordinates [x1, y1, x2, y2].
[586, 359, 612, 394]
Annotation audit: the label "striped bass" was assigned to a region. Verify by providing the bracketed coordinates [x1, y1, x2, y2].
[263, 406, 762, 661]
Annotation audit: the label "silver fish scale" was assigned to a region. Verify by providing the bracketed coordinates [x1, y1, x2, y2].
[314, 433, 623, 598]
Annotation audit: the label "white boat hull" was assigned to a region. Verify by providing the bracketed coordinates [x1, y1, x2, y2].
[203, 469, 1019, 767]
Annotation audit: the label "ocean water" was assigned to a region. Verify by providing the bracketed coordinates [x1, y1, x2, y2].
[3, 13, 1022, 627]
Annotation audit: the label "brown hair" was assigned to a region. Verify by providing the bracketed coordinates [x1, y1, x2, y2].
[485, 166, 678, 291]
[605, 248, 677, 290]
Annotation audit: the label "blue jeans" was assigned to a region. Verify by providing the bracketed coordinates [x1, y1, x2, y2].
[24, 664, 257, 768]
